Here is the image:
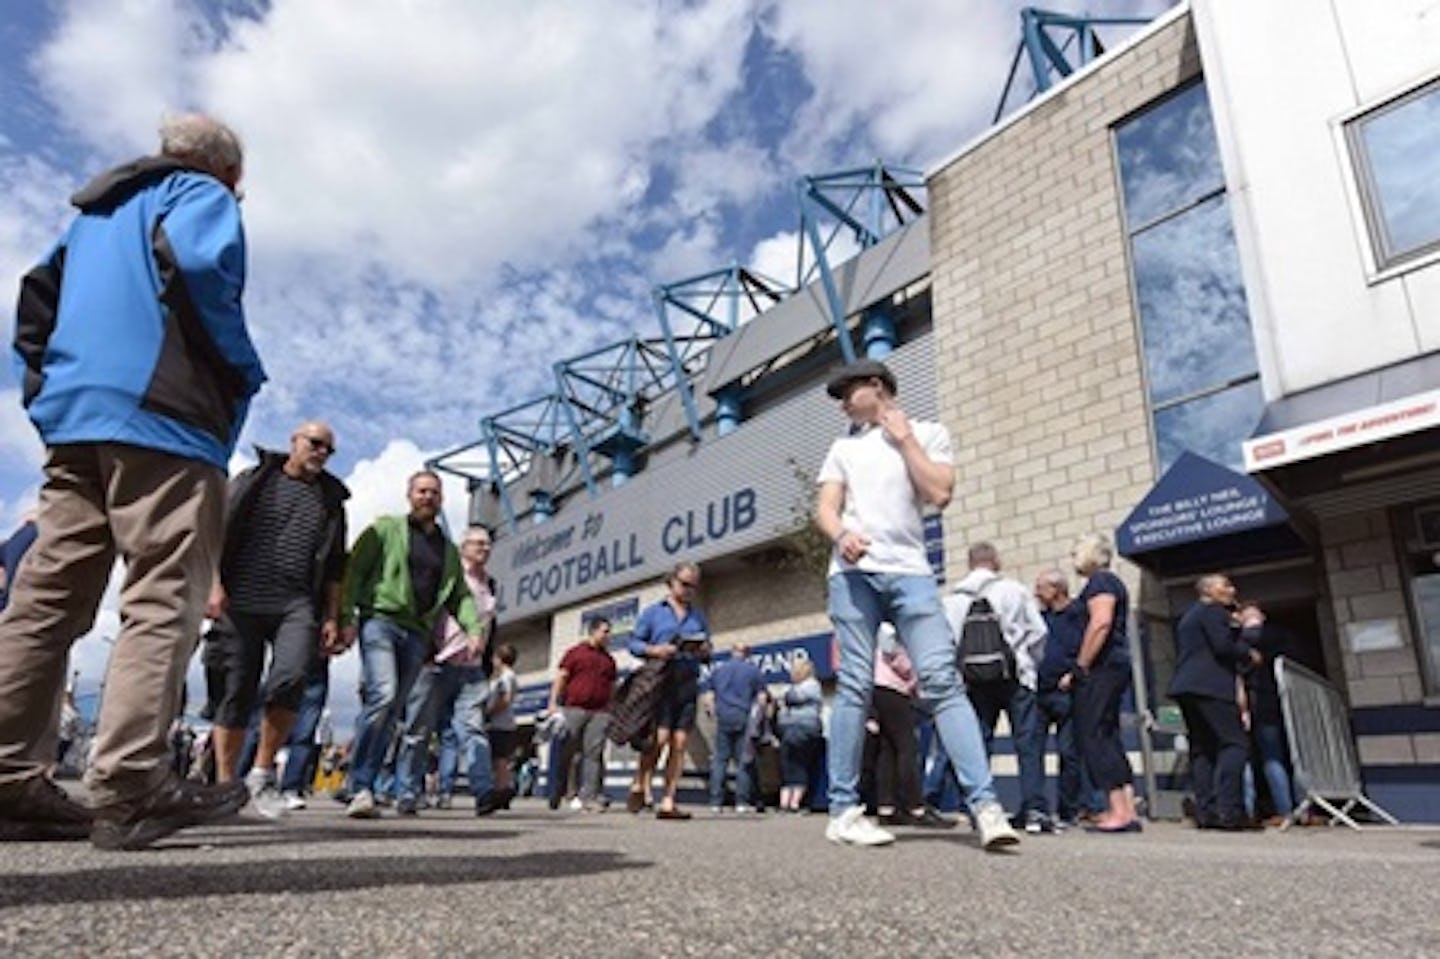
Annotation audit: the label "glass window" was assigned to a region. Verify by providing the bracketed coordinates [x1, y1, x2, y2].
[1116, 81, 1226, 229]
[1348, 78, 1440, 270]
[1131, 195, 1259, 407]
[1154, 379, 1264, 474]
[1115, 80, 1263, 474]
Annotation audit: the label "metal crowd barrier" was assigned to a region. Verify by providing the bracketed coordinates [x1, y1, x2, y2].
[1275, 656, 1399, 830]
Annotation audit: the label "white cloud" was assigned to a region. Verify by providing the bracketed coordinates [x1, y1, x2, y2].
[188, 0, 758, 289]
[763, 0, 1175, 169]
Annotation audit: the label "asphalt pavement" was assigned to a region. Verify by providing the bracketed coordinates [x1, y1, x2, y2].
[2, 798, 1438, 957]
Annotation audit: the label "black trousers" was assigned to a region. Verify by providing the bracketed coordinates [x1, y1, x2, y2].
[872, 686, 919, 811]
[1073, 661, 1134, 792]
[1176, 693, 1249, 823]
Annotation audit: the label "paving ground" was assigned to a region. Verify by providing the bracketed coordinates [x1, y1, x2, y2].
[2, 798, 1438, 958]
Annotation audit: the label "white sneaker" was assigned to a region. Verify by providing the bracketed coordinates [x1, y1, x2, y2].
[245, 768, 288, 820]
[281, 790, 307, 811]
[568, 796, 585, 811]
[975, 802, 1021, 850]
[825, 806, 895, 847]
[345, 788, 379, 819]
[735, 804, 756, 815]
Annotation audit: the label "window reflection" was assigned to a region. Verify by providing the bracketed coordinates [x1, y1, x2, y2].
[1116, 82, 1226, 228]
[1132, 196, 1259, 404]
[1352, 81, 1440, 266]
[1116, 79, 1262, 474]
[1154, 380, 1264, 473]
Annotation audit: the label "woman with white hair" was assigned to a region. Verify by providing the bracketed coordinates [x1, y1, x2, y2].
[1070, 533, 1141, 833]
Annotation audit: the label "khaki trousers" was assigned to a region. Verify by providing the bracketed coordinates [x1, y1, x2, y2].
[0, 443, 223, 806]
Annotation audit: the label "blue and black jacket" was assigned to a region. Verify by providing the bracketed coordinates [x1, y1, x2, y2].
[13, 156, 267, 469]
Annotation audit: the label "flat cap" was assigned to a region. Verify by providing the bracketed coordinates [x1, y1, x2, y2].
[825, 358, 898, 399]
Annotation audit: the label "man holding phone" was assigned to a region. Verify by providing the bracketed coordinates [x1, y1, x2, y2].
[625, 561, 710, 820]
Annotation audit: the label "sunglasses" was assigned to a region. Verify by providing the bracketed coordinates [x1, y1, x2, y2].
[300, 436, 335, 456]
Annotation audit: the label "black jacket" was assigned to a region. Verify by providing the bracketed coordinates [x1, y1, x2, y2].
[1168, 601, 1258, 702]
[220, 447, 350, 612]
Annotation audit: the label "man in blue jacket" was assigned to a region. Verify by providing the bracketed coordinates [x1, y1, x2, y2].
[0, 114, 267, 849]
[1169, 574, 1264, 831]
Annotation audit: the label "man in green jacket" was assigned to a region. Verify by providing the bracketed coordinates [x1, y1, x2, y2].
[338, 470, 482, 818]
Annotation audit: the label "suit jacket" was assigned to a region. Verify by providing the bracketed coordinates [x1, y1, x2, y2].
[1168, 601, 1258, 702]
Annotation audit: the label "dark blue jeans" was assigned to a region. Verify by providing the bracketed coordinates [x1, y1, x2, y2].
[279, 661, 330, 793]
[1034, 688, 1083, 820]
[968, 681, 1045, 817]
[709, 715, 755, 808]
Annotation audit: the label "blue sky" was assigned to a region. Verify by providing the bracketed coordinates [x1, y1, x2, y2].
[0, 0, 1169, 722]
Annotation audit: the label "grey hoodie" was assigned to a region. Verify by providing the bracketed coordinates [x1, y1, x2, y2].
[943, 568, 1048, 690]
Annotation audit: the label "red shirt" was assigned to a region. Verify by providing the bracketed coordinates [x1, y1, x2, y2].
[560, 642, 617, 710]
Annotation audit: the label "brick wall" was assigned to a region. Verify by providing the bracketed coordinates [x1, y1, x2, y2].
[1319, 509, 1429, 764]
[928, 15, 1201, 594]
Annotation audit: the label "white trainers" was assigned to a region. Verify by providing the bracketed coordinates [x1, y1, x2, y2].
[735, 804, 757, 815]
[281, 790, 307, 811]
[825, 805, 895, 847]
[568, 796, 585, 811]
[975, 802, 1021, 850]
[345, 788, 379, 819]
[245, 768, 288, 820]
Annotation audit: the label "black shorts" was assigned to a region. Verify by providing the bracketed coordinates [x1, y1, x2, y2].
[655, 671, 698, 733]
[214, 598, 318, 727]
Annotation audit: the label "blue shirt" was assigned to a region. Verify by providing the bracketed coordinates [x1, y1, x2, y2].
[703, 656, 765, 724]
[1037, 601, 1084, 691]
[628, 599, 710, 680]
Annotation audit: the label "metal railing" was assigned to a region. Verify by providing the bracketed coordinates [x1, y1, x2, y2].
[1276, 656, 1398, 830]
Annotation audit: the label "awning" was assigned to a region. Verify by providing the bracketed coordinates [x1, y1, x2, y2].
[1117, 451, 1309, 576]
[1244, 352, 1440, 473]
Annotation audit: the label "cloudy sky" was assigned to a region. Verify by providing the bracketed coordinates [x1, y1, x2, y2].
[0, 0, 1169, 725]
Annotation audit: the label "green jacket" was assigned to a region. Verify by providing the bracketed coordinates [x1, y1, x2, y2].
[339, 515, 480, 637]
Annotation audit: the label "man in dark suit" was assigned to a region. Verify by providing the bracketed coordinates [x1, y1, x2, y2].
[1169, 574, 1263, 830]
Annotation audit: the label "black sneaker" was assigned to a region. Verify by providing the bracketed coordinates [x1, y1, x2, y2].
[475, 787, 514, 817]
[91, 776, 249, 851]
[911, 807, 957, 829]
[0, 775, 93, 841]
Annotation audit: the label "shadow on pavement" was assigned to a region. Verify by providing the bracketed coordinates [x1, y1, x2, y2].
[0, 849, 651, 908]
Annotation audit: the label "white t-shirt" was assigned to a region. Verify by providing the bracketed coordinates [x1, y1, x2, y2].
[816, 419, 953, 576]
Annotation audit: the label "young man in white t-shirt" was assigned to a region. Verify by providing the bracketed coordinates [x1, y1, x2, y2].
[814, 359, 1019, 850]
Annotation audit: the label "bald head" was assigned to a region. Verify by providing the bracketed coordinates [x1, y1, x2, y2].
[286, 420, 336, 479]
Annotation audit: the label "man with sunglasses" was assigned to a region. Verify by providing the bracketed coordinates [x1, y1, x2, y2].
[207, 421, 349, 816]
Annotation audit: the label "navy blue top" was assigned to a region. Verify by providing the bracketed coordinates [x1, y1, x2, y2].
[703, 656, 765, 724]
[1077, 570, 1130, 668]
[1037, 601, 1085, 691]
[1169, 601, 1258, 703]
[0, 520, 38, 611]
[628, 599, 710, 680]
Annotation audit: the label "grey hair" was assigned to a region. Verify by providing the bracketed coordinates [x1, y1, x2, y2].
[159, 113, 243, 179]
[967, 541, 999, 570]
[1071, 532, 1113, 573]
[1035, 568, 1069, 593]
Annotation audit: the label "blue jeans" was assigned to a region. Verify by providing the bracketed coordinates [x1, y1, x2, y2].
[410, 663, 494, 800]
[969, 682, 1045, 817]
[349, 618, 429, 793]
[1034, 688, 1083, 820]
[827, 571, 997, 814]
[279, 660, 330, 793]
[709, 716, 755, 808]
[1244, 722, 1295, 816]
